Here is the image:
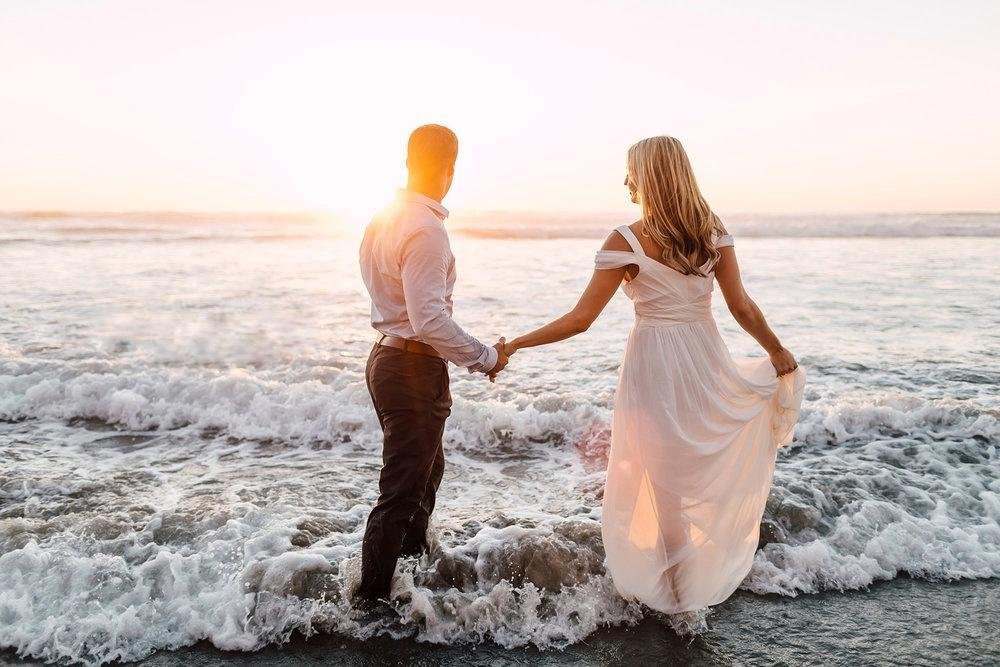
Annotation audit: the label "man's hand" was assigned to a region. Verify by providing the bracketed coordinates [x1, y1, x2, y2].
[487, 336, 510, 383]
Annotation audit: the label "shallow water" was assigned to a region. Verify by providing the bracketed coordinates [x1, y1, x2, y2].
[1, 213, 998, 665]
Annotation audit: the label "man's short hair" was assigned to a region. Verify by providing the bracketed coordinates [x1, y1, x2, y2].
[407, 124, 458, 178]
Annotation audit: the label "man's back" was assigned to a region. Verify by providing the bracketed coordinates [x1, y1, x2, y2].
[358, 188, 494, 372]
[360, 190, 455, 342]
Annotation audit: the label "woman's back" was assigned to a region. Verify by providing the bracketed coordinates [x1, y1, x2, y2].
[594, 224, 732, 326]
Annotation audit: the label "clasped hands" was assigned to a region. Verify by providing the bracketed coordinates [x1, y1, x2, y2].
[487, 337, 517, 383]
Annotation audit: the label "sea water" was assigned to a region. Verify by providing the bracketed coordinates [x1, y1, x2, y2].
[1, 212, 998, 665]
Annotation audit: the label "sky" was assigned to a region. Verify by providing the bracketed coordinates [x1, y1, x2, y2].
[2, 0, 999, 217]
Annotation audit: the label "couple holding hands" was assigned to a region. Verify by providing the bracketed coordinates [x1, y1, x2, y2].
[356, 124, 804, 621]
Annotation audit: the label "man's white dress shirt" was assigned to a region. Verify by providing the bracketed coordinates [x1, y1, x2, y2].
[359, 189, 498, 374]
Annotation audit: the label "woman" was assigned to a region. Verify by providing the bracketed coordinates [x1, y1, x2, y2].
[504, 136, 806, 625]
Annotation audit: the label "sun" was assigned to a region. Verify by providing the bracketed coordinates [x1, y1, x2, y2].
[229, 35, 544, 225]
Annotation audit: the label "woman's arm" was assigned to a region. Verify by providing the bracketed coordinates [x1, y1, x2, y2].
[714, 244, 798, 376]
[506, 233, 633, 354]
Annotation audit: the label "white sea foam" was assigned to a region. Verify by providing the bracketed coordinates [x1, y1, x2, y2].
[3, 355, 999, 667]
[4, 362, 999, 455]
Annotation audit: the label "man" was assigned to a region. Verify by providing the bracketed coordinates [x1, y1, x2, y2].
[355, 124, 508, 603]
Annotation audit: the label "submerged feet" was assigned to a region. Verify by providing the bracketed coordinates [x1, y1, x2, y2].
[350, 595, 398, 620]
[663, 607, 712, 637]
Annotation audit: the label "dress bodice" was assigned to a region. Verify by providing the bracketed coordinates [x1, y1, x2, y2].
[594, 225, 734, 325]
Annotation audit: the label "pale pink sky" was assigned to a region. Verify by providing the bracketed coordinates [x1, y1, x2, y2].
[2, 0, 998, 217]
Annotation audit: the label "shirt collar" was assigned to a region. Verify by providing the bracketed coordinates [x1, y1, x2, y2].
[396, 188, 449, 220]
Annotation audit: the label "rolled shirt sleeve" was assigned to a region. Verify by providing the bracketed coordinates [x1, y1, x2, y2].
[399, 226, 498, 374]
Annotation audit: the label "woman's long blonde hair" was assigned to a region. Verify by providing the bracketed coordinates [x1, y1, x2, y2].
[626, 136, 723, 276]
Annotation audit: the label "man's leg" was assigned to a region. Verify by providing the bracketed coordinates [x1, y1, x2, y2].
[399, 436, 446, 557]
[356, 345, 450, 601]
[400, 368, 451, 557]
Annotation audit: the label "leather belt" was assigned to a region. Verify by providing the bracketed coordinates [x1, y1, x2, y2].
[376, 334, 445, 359]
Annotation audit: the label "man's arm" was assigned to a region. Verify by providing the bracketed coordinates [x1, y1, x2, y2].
[399, 226, 499, 374]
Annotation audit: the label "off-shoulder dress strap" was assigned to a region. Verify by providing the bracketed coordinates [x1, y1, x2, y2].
[594, 225, 644, 272]
[716, 232, 735, 248]
[615, 224, 646, 255]
[594, 251, 637, 270]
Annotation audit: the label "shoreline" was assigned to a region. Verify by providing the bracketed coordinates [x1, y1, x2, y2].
[3, 575, 996, 667]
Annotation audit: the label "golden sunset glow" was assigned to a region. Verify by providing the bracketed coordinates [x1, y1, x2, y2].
[2, 1, 998, 215]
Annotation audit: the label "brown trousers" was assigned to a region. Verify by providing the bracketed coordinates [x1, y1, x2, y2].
[356, 342, 452, 600]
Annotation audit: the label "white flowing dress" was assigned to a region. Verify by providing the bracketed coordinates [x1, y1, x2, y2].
[595, 225, 805, 614]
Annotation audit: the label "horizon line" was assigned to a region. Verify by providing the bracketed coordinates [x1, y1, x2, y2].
[2, 208, 1000, 219]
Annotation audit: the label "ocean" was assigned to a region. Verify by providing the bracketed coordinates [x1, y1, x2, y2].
[1, 211, 998, 665]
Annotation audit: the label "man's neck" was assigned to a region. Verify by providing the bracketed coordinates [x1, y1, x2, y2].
[405, 180, 445, 203]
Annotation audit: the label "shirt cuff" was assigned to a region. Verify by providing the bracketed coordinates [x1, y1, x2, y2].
[467, 343, 498, 374]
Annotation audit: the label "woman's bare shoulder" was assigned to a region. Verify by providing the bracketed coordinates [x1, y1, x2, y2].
[600, 225, 636, 252]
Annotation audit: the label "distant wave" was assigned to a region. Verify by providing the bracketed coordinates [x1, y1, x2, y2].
[1, 211, 998, 242]
[0, 211, 336, 244]
[0, 233, 320, 246]
[0, 210, 332, 224]
[451, 212, 1000, 239]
